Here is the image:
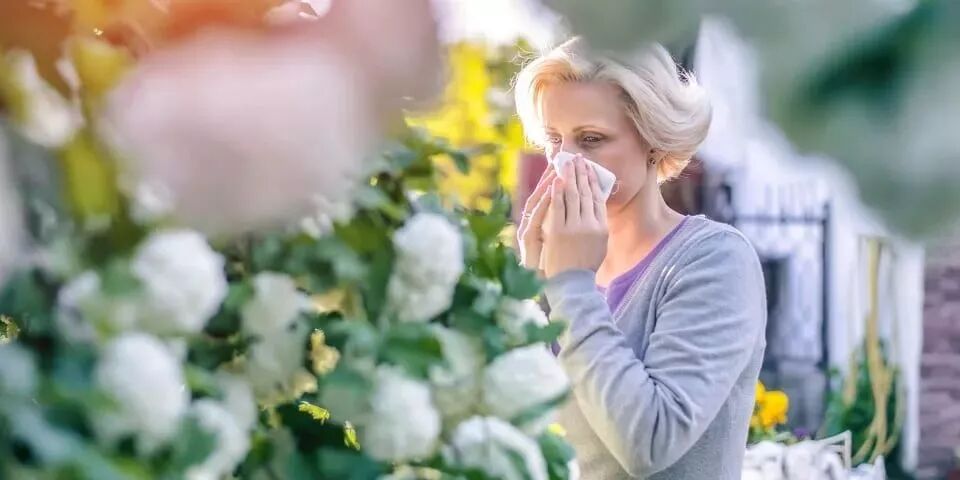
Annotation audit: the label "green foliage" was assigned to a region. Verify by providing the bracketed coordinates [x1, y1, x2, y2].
[540, 430, 577, 480]
[378, 323, 444, 379]
[0, 117, 570, 478]
[822, 341, 911, 478]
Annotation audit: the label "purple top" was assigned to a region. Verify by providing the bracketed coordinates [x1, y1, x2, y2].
[551, 216, 689, 356]
[597, 216, 690, 313]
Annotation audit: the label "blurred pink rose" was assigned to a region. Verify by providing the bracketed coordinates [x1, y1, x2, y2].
[101, 30, 377, 236]
[299, 0, 445, 107]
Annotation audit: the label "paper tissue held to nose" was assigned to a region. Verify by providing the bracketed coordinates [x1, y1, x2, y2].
[550, 151, 617, 201]
[535, 151, 617, 270]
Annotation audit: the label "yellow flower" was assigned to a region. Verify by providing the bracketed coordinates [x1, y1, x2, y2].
[751, 381, 789, 431]
[759, 390, 789, 429]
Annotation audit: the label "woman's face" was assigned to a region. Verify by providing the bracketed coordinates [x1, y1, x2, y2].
[539, 80, 654, 206]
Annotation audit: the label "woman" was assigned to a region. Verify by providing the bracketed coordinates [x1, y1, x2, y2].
[515, 38, 767, 479]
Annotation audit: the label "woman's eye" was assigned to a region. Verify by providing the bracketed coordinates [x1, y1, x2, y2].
[582, 135, 602, 143]
[547, 136, 562, 145]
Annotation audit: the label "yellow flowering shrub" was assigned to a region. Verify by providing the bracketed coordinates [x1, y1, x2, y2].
[408, 42, 528, 212]
[749, 381, 790, 443]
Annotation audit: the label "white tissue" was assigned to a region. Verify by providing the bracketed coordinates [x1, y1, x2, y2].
[550, 151, 617, 201]
[536, 152, 616, 270]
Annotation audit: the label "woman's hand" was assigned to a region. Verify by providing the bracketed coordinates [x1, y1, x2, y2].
[542, 154, 608, 278]
[517, 167, 557, 271]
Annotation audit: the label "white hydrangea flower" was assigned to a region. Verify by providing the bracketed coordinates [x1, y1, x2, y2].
[241, 273, 314, 405]
[482, 345, 569, 435]
[298, 194, 356, 238]
[360, 366, 441, 462]
[95, 333, 188, 453]
[496, 298, 549, 345]
[428, 326, 484, 427]
[387, 213, 464, 322]
[131, 230, 227, 335]
[185, 399, 251, 480]
[245, 323, 315, 406]
[55, 271, 140, 343]
[443, 416, 548, 480]
[0, 343, 37, 397]
[216, 374, 257, 430]
[241, 272, 311, 339]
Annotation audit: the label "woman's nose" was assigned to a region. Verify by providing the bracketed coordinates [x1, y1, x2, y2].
[559, 141, 584, 157]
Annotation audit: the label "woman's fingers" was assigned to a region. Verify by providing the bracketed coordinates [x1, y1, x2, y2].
[519, 169, 556, 236]
[527, 182, 552, 233]
[586, 161, 605, 221]
[562, 160, 580, 224]
[548, 177, 565, 230]
[574, 156, 593, 219]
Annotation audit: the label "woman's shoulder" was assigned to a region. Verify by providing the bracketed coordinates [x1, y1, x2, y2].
[670, 215, 761, 269]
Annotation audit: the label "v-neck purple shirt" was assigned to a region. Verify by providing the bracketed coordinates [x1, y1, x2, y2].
[597, 216, 690, 314]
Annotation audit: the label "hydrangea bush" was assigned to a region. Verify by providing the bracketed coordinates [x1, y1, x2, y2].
[0, 2, 576, 479]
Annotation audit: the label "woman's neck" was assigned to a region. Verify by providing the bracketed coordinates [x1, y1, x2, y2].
[597, 184, 684, 285]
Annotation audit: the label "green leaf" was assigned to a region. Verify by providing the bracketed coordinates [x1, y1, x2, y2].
[98, 259, 138, 297]
[501, 251, 542, 299]
[524, 321, 566, 346]
[316, 447, 386, 480]
[359, 248, 394, 321]
[482, 326, 509, 360]
[188, 334, 247, 370]
[184, 365, 219, 398]
[166, 417, 218, 475]
[539, 430, 576, 480]
[379, 323, 444, 379]
[317, 366, 373, 423]
[0, 270, 57, 338]
[314, 238, 367, 284]
[355, 185, 406, 221]
[511, 391, 570, 434]
[67, 447, 151, 480]
[205, 281, 252, 336]
[235, 430, 273, 478]
[285, 450, 319, 480]
[249, 235, 283, 271]
[448, 308, 490, 335]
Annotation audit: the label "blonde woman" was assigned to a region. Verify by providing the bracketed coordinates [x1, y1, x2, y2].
[515, 38, 767, 479]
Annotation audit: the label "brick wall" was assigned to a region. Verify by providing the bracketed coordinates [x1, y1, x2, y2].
[919, 241, 960, 479]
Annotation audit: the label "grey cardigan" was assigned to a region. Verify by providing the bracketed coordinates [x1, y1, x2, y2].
[544, 215, 767, 479]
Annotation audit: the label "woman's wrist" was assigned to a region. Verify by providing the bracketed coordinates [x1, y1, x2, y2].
[544, 268, 598, 299]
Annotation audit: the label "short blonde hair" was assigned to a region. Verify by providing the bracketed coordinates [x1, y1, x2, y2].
[514, 37, 711, 183]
